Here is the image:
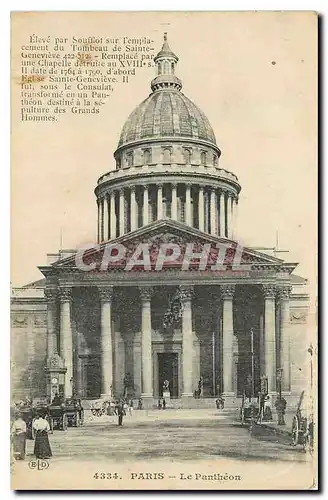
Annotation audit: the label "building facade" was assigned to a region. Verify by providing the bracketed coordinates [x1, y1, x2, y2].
[11, 35, 310, 407]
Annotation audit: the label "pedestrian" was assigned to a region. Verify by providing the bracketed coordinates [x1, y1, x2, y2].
[158, 399, 162, 409]
[52, 392, 62, 405]
[263, 396, 273, 421]
[117, 401, 125, 426]
[257, 392, 265, 423]
[33, 410, 52, 459]
[11, 412, 27, 460]
[129, 399, 133, 416]
[162, 398, 166, 410]
[109, 400, 115, 416]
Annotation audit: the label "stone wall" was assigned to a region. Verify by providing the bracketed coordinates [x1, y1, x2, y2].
[11, 302, 47, 401]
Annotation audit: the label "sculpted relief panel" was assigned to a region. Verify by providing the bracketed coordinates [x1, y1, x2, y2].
[290, 309, 308, 324]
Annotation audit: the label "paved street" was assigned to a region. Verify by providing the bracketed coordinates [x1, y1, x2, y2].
[24, 408, 308, 464]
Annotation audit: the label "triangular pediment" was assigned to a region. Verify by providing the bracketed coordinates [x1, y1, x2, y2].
[50, 219, 294, 273]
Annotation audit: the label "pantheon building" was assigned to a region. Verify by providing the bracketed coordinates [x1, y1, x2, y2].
[11, 35, 310, 408]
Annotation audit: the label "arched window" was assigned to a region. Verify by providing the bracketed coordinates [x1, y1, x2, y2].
[213, 155, 218, 167]
[158, 62, 162, 75]
[164, 60, 170, 74]
[126, 152, 133, 167]
[201, 151, 206, 165]
[171, 62, 175, 74]
[116, 158, 122, 170]
[143, 149, 151, 165]
[162, 148, 171, 163]
[183, 148, 192, 164]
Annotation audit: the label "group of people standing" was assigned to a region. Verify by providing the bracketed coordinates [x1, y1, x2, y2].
[106, 399, 134, 425]
[11, 409, 52, 462]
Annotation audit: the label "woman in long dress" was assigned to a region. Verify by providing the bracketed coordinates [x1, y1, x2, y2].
[33, 411, 52, 459]
[11, 412, 27, 460]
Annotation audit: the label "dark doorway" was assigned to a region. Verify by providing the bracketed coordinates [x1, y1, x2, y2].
[86, 357, 101, 398]
[158, 353, 179, 398]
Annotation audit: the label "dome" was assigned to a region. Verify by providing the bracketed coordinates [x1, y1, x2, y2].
[118, 89, 217, 148]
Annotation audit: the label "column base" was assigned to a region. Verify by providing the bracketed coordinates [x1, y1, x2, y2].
[100, 392, 112, 400]
[181, 393, 193, 406]
[141, 394, 153, 409]
[181, 392, 194, 401]
[222, 392, 238, 408]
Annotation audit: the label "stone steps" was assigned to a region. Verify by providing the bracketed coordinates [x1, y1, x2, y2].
[81, 398, 225, 410]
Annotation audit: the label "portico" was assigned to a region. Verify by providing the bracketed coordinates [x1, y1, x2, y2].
[42, 222, 294, 407]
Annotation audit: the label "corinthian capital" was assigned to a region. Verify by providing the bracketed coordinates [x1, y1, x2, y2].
[262, 284, 276, 299]
[44, 288, 58, 302]
[277, 285, 292, 300]
[220, 284, 235, 299]
[59, 287, 72, 302]
[98, 286, 114, 302]
[178, 285, 194, 301]
[139, 286, 153, 302]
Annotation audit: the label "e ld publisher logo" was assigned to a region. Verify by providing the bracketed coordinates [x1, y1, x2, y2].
[28, 459, 49, 470]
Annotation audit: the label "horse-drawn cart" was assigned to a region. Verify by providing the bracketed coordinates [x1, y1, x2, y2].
[65, 398, 84, 427]
[48, 403, 68, 431]
[240, 395, 259, 426]
[291, 390, 314, 452]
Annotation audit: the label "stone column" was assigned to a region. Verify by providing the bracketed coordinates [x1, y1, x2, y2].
[221, 285, 235, 396]
[227, 193, 233, 238]
[263, 285, 277, 393]
[185, 184, 192, 225]
[157, 183, 163, 220]
[103, 195, 109, 241]
[99, 197, 104, 242]
[97, 199, 101, 244]
[171, 183, 178, 220]
[59, 288, 73, 398]
[230, 196, 235, 238]
[143, 185, 149, 226]
[45, 288, 58, 357]
[139, 286, 153, 404]
[180, 285, 194, 398]
[259, 313, 265, 375]
[119, 188, 125, 236]
[130, 186, 137, 231]
[278, 285, 292, 392]
[110, 190, 116, 239]
[99, 286, 114, 398]
[219, 191, 225, 237]
[198, 186, 205, 231]
[75, 355, 83, 398]
[210, 188, 216, 235]
[232, 197, 238, 239]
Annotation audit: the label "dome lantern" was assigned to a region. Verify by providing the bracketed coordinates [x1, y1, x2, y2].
[151, 33, 182, 92]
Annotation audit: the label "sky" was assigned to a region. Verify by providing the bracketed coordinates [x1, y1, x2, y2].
[11, 11, 317, 297]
